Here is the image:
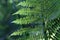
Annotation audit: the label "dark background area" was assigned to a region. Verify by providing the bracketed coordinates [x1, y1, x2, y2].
[0, 0, 21, 40]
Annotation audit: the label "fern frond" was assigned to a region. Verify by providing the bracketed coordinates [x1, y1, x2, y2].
[9, 0, 60, 40]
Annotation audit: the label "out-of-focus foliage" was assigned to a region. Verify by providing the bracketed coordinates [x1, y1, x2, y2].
[0, 0, 18, 39]
[0, 0, 8, 37]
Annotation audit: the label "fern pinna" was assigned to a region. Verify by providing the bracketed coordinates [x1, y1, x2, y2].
[8, 0, 60, 40]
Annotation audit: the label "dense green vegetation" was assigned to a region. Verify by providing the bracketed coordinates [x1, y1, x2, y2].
[0, 0, 60, 40]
